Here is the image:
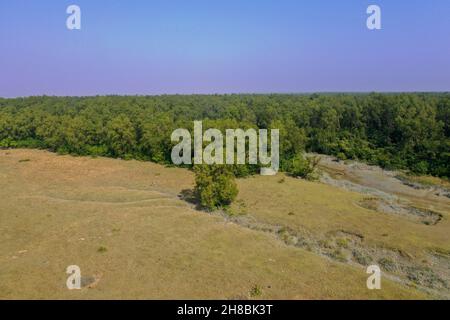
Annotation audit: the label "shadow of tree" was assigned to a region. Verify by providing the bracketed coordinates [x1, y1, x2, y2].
[179, 189, 202, 209]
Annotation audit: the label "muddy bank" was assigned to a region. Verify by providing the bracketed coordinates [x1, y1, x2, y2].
[208, 209, 449, 299]
[315, 155, 449, 225]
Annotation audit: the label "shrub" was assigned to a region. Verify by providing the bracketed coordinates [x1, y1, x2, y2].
[286, 153, 320, 180]
[336, 152, 347, 161]
[97, 246, 107, 253]
[378, 257, 396, 272]
[86, 145, 109, 157]
[249, 285, 263, 298]
[15, 138, 45, 149]
[194, 165, 238, 211]
[411, 161, 429, 175]
[0, 138, 18, 148]
[352, 250, 372, 265]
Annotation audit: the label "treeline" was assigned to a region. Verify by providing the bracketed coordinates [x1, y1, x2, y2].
[0, 93, 449, 178]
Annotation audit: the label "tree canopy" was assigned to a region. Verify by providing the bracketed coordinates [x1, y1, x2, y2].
[0, 93, 448, 178]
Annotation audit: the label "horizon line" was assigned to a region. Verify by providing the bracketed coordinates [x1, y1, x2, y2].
[2, 91, 450, 99]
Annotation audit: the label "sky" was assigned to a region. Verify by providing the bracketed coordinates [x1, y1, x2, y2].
[0, 0, 449, 97]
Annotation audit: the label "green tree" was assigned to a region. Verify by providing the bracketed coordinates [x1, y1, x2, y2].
[106, 115, 136, 158]
[286, 153, 320, 181]
[194, 165, 238, 211]
[139, 113, 174, 162]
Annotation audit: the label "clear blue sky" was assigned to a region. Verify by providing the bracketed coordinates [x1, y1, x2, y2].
[1, 0, 449, 97]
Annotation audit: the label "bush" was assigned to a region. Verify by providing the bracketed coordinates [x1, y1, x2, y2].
[249, 285, 263, 298]
[411, 161, 429, 175]
[0, 138, 18, 148]
[86, 145, 109, 157]
[378, 257, 396, 272]
[194, 165, 238, 211]
[286, 153, 320, 180]
[336, 152, 347, 161]
[15, 138, 45, 149]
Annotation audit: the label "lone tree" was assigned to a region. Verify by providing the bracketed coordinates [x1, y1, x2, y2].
[194, 165, 238, 211]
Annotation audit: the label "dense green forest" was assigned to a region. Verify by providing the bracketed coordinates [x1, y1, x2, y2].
[0, 93, 449, 178]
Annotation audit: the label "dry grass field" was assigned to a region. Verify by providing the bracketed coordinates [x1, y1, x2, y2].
[231, 163, 449, 298]
[1, 149, 448, 299]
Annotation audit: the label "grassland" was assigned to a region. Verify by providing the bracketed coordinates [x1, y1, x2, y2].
[1, 149, 448, 299]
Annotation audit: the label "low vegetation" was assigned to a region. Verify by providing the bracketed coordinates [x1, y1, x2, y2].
[285, 153, 320, 180]
[194, 165, 238, 211]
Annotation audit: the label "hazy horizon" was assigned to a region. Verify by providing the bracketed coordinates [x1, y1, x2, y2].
[3, 91, 450, 100]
